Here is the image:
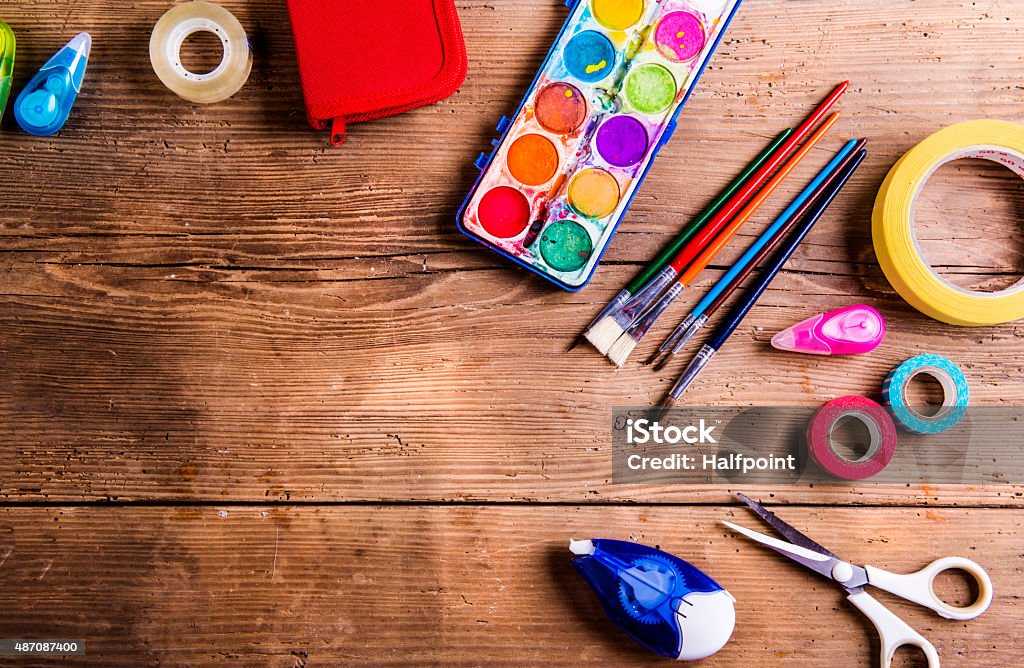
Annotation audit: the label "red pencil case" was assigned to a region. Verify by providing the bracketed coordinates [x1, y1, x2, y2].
[286, 0, 468, 146]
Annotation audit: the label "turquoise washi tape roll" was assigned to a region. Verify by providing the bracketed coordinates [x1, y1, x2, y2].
[882, 354, 969, 434]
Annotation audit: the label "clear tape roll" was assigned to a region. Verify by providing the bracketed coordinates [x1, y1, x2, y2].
[150, 1, 252, 104]
[872, 120, 1024, 327]
[883, 354, 969, 434]
[807, 396, 898, 481]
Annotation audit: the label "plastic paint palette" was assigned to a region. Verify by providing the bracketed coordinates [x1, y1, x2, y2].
[458, 0, 742, 290]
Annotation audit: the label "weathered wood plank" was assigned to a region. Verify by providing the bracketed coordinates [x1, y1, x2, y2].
[1, 280, 1021, 503]
[0, 505, 1018, 666]
[0, 0, 1022, 504]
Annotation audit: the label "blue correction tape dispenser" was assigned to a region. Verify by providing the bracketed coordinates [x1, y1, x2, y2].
[14, 32, 90, 136]
[570, 538, 736, 660]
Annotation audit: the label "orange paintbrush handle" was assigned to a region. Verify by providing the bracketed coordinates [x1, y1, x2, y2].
[679, 111, 841, 287]
[666, 82, 848, 275]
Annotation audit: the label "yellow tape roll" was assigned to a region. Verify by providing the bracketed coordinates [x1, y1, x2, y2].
[873, 120, 1024, 326]
[150, 1, 252, 104]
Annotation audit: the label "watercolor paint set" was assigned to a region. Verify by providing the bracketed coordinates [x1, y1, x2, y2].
[458, 0, 743, 290]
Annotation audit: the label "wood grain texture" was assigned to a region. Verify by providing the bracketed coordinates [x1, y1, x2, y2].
[1, 2, 1022, 664]
[0, 505, 1019, 666]
[1, 0, 1023, 508]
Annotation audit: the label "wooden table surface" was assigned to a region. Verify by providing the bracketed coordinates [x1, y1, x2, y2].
[1, 0, 1022, 665]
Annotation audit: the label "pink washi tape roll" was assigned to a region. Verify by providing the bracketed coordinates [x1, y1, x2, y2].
[807, 396, 898, 480]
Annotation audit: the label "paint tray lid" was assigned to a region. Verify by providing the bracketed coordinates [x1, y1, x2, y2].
[286, 0, 468, 146]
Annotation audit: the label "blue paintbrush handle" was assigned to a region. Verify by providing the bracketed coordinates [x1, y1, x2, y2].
[689, 139, 858, 319]
[708, 149, 868, 351]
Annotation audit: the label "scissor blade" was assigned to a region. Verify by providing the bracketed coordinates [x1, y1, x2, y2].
[722, 520, 839, 581]
[737, 493, 840, 560]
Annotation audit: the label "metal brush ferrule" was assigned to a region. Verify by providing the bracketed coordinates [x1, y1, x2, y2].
[672, 314, 709, 354]
[629, 283, 684, 339]
[617, 267, 676, 324]
[669, 344, 717, 399]
[587, 289, 630, 332]
[660, 314, 695, 353]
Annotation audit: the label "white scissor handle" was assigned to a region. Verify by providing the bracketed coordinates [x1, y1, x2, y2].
[866, 557, 994, 621]
[847, 590, 940, 668]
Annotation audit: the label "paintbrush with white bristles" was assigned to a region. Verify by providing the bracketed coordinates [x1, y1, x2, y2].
[585, 82, 849, 356]
[604, 111, 842, 367]
[568, 129, 792, 352]
[649, 137, 867, 371]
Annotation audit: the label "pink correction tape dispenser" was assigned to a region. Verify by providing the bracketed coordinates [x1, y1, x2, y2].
[771, 305, 885, 356]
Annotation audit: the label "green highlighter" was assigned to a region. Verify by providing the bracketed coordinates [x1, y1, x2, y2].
[0, 21, 14, 122]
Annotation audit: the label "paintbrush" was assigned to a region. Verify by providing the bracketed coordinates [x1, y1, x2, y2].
[524, 173, 570, 248]
[649, 137, 867, 370]
[604, 111, 842, 367]
[659, 148, 868, 407]
[569, 129, 793, 352]
[585, 81, 850, 354]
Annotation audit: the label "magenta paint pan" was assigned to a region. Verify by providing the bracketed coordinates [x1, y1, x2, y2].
[458, 0, 744, 291]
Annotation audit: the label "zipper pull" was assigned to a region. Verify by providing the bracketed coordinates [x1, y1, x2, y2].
[330, 116, 347, 147]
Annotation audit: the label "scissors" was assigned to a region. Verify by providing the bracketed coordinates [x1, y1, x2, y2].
[723, 493, 993, 667]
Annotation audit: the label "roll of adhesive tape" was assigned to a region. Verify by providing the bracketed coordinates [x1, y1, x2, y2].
[807, 396, 898, 480]
[150, 1, 252, 104]
[883, 354, 969, 434]
[873, 120, 1024, 326]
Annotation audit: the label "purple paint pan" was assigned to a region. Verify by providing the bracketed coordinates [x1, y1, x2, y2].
[595, 115, 649, 168]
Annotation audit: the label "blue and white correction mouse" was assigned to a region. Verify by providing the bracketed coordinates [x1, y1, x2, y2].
[570, 538, 735, 660]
